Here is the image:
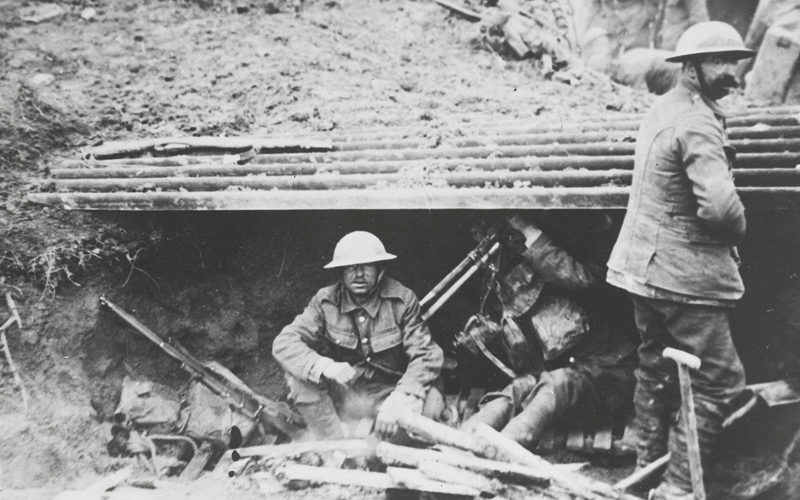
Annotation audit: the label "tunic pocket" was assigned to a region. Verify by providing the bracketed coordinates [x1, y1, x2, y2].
[326, 323, 358, 349]
[371, 326, 403, 353]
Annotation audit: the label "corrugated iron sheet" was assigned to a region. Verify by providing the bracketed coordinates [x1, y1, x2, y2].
[27, 107, 800, 210]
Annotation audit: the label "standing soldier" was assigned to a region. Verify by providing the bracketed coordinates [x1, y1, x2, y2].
[606, 22, 755, 500]
[272, 231, 444, 440]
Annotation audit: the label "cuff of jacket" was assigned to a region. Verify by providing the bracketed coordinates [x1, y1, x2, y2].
[394, 380, 427, 400]
[520, 230, 551, 261]
[305, 356, 335, 384]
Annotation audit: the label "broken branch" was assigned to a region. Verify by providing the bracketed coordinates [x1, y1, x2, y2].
[0, 327, 30, 412]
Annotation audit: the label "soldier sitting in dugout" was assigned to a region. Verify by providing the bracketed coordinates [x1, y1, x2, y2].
[461, 212, 638, 451]
[272, 231, 445, 440]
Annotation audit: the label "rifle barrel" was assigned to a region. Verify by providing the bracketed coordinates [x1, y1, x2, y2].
[422, 242, 501, 321]
[420, 230, 499, 309]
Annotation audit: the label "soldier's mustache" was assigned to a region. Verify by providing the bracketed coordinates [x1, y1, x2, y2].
[712, 74, 739, 89]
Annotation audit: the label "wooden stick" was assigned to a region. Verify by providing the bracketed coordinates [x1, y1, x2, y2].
[0, 329, 30, 413]
[418, 459, 499, 494]
[4, 293, 22, 329]
[273, 463, 480, 496]
[275, 463, 394, 490]
[613, 453, 670, 492]
[230, 439, 373, 461]
[472, 424, 639, 500]
[386, 467, 481, 497]
[395, 408, 487, 456]
[375, 441, 550, 486]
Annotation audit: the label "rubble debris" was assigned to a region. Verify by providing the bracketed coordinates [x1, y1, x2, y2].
[80, 8, 98, 21]
[30, 73, 55, 87]
[20, 3, 65, 24]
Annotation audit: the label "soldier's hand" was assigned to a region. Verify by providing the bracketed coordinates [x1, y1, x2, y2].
[375, 391, 423, 438]
[321, 362, 357, 385]
[505, 213, 542, 245]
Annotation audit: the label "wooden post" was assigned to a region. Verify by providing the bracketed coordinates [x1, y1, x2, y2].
[395, 408, 492, 456]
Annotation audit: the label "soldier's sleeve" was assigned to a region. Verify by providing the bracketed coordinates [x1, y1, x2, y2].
[518, 230, 603, 291]
[394, 292, 443, 400]
[271, 292, 331, 383]
[676, 111, 746, 244]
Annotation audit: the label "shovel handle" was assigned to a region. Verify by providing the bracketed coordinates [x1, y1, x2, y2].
[663, 347, 701, 370]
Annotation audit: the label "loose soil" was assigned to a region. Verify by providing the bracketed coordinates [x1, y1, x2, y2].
[1, 1, 799, 499]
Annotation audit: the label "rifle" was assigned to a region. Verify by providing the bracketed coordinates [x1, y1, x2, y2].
[100, 296, 302, 441]
[419, 223, 502, 322]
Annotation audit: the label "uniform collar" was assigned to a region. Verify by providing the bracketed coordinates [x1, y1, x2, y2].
[677, 78, 729, 119]
[321, 276, 405, 317]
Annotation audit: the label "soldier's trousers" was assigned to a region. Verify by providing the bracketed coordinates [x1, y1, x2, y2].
[467, 368, 610, 448]
[285, 373, 444, 439]
[630, 296, 746, 492]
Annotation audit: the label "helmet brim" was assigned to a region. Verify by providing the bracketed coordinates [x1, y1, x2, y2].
[665, 48, 756, 63]
[323, 253, 397, 269]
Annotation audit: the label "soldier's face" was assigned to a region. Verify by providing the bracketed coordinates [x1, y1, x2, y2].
[342, 263, 381, 298]
[697, 54, 740, 100]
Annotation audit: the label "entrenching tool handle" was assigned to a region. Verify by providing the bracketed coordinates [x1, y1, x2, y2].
[663, 347, 705, 500]
[662, 347, 701, 370]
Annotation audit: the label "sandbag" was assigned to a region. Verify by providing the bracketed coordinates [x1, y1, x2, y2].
[114, 376, 181, 433]
[529, 294, 589, 361]
[179, 376, 259, 448]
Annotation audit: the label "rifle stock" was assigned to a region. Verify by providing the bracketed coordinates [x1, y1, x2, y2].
[100, 296, 302, 441]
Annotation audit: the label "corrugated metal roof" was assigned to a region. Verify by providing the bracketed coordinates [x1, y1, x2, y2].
[27, 107, 800, 210]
